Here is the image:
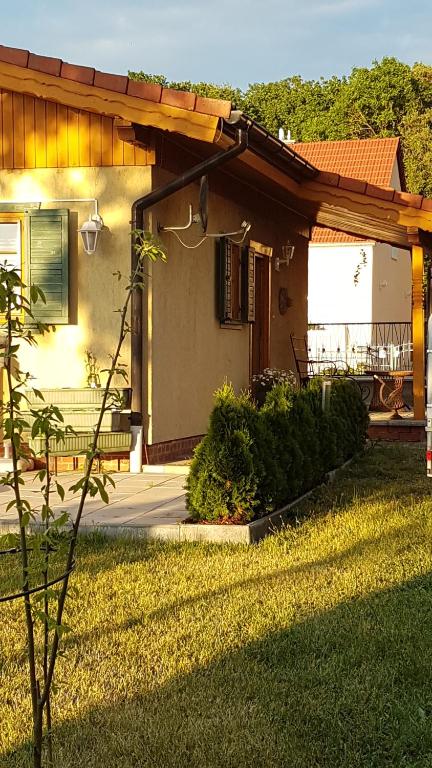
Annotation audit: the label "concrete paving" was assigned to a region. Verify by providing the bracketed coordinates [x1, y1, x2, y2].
[0, 468, 189, 532]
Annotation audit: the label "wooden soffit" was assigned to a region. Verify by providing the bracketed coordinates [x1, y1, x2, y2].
[0, 60, 219, 143]
[295, 179, 432, 249]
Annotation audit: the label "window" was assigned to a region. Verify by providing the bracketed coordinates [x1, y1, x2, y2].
[0, 218, 22, 275]
[0, 208, 69, 325]
[217, 238, 255, 326]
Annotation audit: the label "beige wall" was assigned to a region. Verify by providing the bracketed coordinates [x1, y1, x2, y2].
[0, 166, 152, 389]
[0, 163, 309, 446]
[270, 232, 309, 374]
[147, 167, 309, 444]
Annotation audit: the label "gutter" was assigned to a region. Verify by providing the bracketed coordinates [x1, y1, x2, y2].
[223, 113, 318, 182]
[129, 127, 249, 462]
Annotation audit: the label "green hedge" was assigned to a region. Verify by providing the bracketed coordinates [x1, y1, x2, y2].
[186, 379, 369, 523]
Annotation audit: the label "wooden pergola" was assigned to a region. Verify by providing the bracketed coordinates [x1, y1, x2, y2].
[295, 173, 432, 421]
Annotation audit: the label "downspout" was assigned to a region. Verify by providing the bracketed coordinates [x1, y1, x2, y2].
[129, 127, 248, 470]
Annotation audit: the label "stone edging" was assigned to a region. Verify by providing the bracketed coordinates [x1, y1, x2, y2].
[83, 454, 357, 545]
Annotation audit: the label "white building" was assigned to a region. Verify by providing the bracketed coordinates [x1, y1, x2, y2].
[294, 138, 412, 371]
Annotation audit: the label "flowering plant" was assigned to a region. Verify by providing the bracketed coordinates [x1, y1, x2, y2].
[251, 367, 297, 389]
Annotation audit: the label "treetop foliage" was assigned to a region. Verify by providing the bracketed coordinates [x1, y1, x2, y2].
[130, 57, 432, 196]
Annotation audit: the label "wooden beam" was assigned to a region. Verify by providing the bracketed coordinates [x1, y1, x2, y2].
[0, 60, 218, 143]
[314, 205, 410, 249]
[407, 226, 432, 251]
[114, 120, 156, 164]
[301, 179, 432, 236]
[412, 243, 425, 420]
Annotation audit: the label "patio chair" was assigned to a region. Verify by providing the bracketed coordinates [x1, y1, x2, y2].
[290, 334, 350, 386]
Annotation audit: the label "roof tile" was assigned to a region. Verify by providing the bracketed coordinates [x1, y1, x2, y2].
[61, 62, 95, 86]
[28, 53, 62, 77]
[295, 138, 400, 188]
[195, 95, 231, 119]
[394, 191, 423, 208]
[127, 80, 162, 102]
[365, 184, 395, 201]
[161, 88, 196, 111]
[317, 171, 340, 187]
[311, 226, 365, 244]
[338, 176, 367, 194]
[94, 70, 128, 94]
[0, 43, 232, 121]
[0, 45, 29, 68]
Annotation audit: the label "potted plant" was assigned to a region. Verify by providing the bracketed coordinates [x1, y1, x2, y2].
[251, 367, 297, 406]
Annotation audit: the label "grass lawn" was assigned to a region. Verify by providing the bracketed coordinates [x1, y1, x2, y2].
[1, 443, 432, 767]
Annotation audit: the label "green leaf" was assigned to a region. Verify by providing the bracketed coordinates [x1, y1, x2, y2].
[55, 481, 65, 501]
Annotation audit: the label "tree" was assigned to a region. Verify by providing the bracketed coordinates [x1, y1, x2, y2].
[130, 58, 432, 194]
[0, 231, 166, 767]
[128, 71, 242, 106]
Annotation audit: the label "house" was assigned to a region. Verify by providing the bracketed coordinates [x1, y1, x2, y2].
[0, 44, 431, 467]
[293, 138, 412, 370]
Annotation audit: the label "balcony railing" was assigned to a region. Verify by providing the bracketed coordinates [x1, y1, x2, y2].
[307, 322, 412, 373]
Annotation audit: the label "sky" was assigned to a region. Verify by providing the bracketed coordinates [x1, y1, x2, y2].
[1, 0, 432, 89]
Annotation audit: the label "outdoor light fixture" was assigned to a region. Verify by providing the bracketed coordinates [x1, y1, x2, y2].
[79, 212, 104, 255]
[275, 243, 295, 271]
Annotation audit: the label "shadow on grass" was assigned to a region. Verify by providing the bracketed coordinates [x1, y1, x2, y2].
[4, 571, 432, 768]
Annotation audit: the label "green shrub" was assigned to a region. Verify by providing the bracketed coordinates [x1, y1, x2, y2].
[186, 383, 261, 523]
[186, 378, 368, 523]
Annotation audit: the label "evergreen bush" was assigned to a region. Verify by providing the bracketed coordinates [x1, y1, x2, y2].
[186, 378, 368, 523]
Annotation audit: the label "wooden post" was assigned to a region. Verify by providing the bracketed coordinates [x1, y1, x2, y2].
[412, 243, 425, 420]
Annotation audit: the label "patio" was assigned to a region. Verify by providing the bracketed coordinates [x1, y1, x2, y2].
[0, 467, 189, 533]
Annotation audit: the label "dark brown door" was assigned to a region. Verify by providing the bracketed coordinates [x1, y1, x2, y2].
[251, 253, 270, 377]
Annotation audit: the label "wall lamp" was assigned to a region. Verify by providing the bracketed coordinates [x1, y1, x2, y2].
[0, 197, 105, 255]
[78, 201, 104, 255]
[274, 244, 295, 271]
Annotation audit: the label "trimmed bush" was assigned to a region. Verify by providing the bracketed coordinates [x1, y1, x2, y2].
[186, 378, 368, 523]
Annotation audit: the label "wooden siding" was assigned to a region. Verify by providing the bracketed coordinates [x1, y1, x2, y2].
[0, 89, 153, 169]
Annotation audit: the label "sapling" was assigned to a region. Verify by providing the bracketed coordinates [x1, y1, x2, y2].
[0, 230, 166, 767]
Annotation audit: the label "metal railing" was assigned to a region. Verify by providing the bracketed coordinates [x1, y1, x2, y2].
[307, 322, 412, 373]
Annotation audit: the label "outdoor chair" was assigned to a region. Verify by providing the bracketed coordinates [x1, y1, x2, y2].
[290, 334, 350, 387]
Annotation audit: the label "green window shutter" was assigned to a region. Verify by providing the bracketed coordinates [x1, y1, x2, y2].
[26, 209, 69, 324]
[217, 237, 233, 322]
[241, 246, 255, 322]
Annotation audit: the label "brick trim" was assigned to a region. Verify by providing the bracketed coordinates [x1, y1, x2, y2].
[30, 436, 203, 471]
[145, 435, 203, 464]
[368, 424, 425, 442]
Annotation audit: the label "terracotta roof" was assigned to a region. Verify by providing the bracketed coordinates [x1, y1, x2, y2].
[310, 227, 365, 244]
[0, 44, 232, 119]
[294, 138, 401, 187]
[294, 138, 405, 244]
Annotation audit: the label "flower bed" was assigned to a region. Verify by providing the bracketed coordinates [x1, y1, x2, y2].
[186, 378, 368, 523]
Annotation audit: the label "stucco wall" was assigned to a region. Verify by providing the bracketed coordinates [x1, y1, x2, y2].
[0, 166, 152, 389]
[0, 163, 309, 446]
[147, 167, 309, 444]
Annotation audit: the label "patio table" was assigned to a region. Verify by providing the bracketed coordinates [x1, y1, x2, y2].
[374, 369, 413, 419]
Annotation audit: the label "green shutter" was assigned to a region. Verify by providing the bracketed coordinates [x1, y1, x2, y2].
[241, 246, 256, 323]
[26, 209, 69, 324]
